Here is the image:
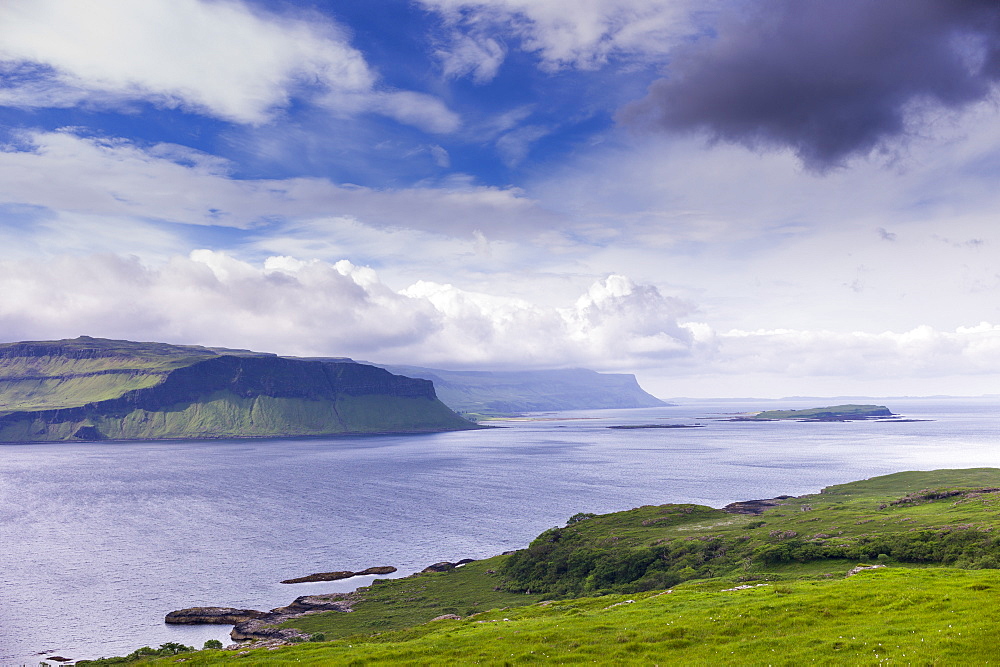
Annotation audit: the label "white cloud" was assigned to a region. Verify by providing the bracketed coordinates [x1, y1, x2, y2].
[421, 0, 719, 75]
[496, 125, 551, 167]
[0, 129, 555, 235]
[366, 91, 461, 134]
[0, 252, 692, 368]
[4, 250, 1000, 397]
[435, 33, 506, 83]
[0, 0, 455, 130]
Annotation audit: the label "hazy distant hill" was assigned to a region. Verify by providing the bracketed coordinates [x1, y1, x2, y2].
[0, 337, 474, 442]
[374, 365, 667, 415]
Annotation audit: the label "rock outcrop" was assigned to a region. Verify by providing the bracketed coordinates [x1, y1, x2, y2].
[281, 565, 397, 584]
[723, 495, 796, 515]
[165, 607, 266, 625]
[230, 594, 355, 642]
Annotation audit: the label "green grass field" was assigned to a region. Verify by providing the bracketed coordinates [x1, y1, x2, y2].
[76, 468, 1000, 666]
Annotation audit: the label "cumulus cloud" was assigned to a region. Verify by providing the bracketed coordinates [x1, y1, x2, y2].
[421, 0, 716, 77]
[620, 0, 1000, 170]
[5, 250, 1000, 396]
[0, 252, 694, 369]
[0, 129, 557, 235]
[0, 0, 456, 130]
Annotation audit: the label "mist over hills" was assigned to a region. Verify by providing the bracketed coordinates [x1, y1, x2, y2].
[373, 364, 667, 415]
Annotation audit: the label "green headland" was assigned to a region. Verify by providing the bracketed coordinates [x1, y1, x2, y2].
[78, 467, 1000, 665]
[0, 336, 476, 442]
[375, 364, 668, 416]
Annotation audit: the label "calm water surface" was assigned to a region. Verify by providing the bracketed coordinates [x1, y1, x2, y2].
[1, 397, 998, 662]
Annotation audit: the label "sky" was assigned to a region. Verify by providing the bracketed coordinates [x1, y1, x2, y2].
[0, 0, 999, 398]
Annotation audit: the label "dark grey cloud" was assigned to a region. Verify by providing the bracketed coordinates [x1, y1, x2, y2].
[620, 0, 1000, 170]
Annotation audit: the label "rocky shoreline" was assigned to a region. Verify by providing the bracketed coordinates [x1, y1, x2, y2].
[166, 559, 477, 645]
[162, 495, 806, 648]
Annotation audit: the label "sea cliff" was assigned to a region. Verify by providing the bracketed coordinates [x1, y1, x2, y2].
[0, 337, 476, 441]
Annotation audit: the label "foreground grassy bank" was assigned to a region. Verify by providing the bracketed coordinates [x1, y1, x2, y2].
[125, 568, 1000, 665]
[79, 468, 1000, 665]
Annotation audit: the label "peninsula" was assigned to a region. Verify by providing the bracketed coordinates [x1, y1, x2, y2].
[374, 364, 667, 415]
[0, 336, 476, 442]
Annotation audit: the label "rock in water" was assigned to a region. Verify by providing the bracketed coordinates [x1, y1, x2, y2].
[280, 565, 397, 583]
[165, 607, 266, 625]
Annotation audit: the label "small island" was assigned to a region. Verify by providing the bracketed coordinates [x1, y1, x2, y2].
[730, 404, 894, 422]
[607, 424, 704, 429]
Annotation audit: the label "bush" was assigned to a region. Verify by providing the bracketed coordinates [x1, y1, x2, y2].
[203, 639, 224, 650]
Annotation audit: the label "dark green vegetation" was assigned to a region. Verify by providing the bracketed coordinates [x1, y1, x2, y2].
[750, 404, 893, 420]
[0, 337, 474, 442]
[501, 468, 1000, 597]
[375, 365, 667, 415]
[83, 468, 1000, 665]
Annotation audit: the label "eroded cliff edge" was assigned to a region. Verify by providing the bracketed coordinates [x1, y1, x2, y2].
[0, 336, 477, 442]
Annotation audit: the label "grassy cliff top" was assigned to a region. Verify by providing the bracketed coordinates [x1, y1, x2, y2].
[0, 336, 273, 412]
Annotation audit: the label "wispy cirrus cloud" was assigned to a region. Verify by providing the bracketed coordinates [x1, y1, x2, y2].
[0, 129, 558, 235]
[421, 0, 720, 77]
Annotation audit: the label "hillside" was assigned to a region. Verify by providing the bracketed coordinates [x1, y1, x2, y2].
[0, 337, 475, 442]
[374, 365, 667, 415]
[80, 467, 1000, 665]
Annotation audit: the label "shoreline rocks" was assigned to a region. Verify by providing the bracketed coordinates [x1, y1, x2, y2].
[722, 495, 796, 515]
[421, 558, 475, 573]
[231, 593, 356, 642]
[281, 565, 396, 584]
[165, 607, 267, 625]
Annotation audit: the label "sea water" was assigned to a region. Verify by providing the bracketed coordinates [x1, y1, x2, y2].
[1, 397, 998, 663]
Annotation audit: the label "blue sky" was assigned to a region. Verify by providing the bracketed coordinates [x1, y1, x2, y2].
[1, 0, 999, 397]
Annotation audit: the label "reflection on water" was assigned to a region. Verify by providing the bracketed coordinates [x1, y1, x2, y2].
[1, 397, 998, 662]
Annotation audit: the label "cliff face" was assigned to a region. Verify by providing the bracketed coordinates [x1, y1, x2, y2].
[0, 337, 475, 442]
[376, 365, 668, 414]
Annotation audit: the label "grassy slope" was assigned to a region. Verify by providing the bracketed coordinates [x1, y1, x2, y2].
[0, 394, 467, 441]
[86, 467, 1000, 665]
[283, 558, 544, 638]
[498, 467, 1000, 596]
[145, 568, 1000, 665]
